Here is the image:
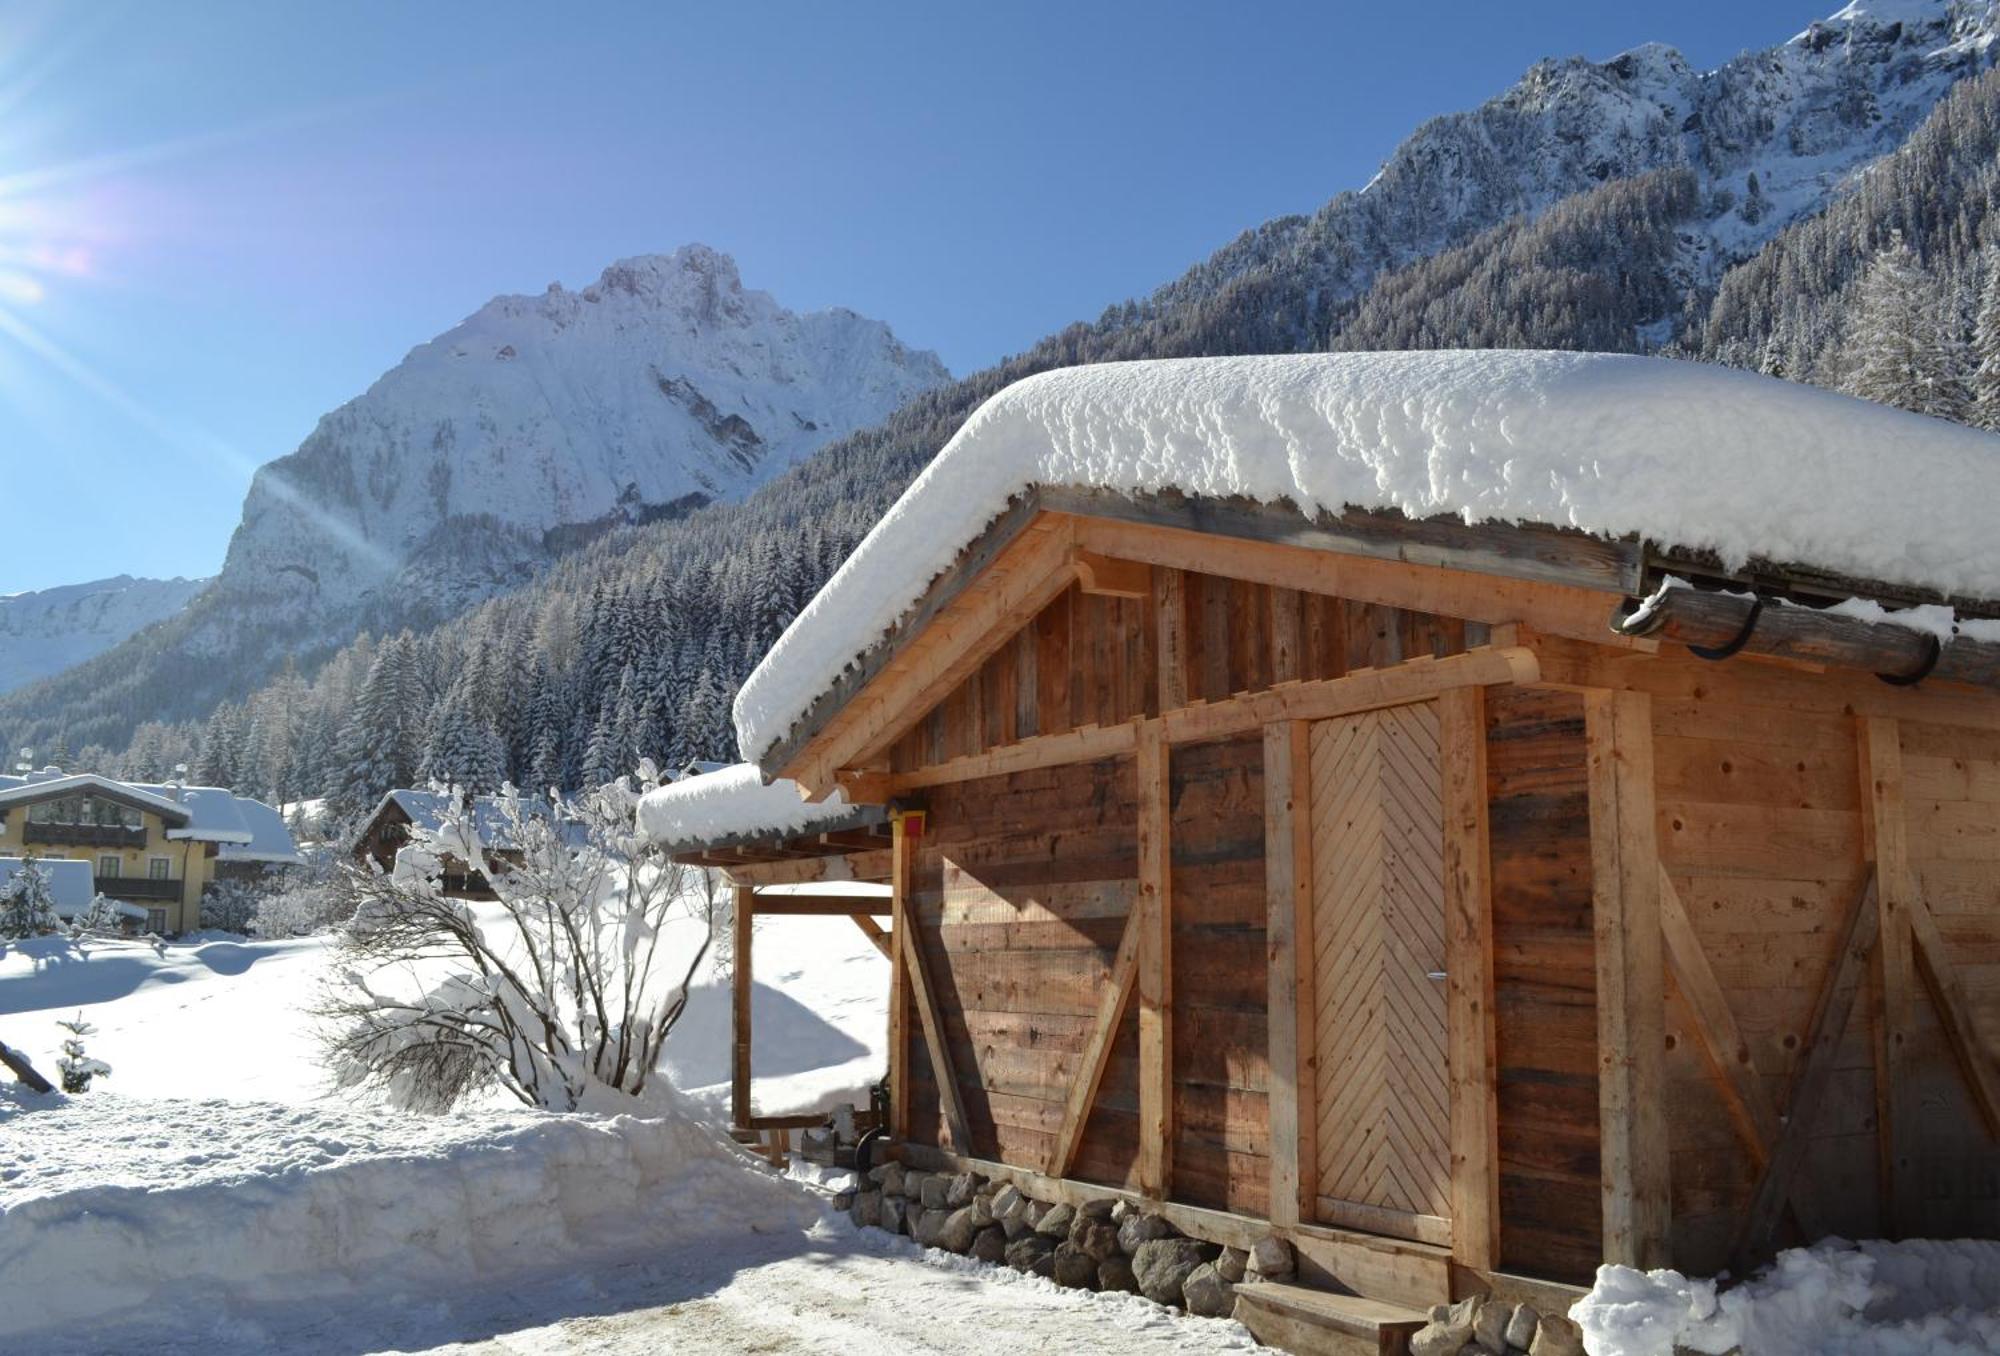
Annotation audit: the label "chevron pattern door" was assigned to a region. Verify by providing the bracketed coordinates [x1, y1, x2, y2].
[1308, 701, 1452, 1246]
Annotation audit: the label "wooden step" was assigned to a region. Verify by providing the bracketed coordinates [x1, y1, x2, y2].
[1232, 1281, 1428, 1356]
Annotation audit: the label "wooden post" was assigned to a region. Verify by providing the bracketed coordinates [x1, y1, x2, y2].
[1584, 689, 1671, 1269]
[1265, 719, 1315, 1228]
[1137, 720, 1174, 1199]
[1155, 567, 1188, 712]
[1858, 715, 1916, 1238]
[732, 884, 754, 1130]
[1439, 687, 1499, 1271]
[890, 813, 913, 1140]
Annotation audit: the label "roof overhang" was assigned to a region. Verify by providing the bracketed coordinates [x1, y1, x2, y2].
[0, 775, 192, 824]
[758, 488, 2000, 800]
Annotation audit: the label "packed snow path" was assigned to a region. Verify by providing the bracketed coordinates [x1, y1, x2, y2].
[332, 1230, 1255, 1356]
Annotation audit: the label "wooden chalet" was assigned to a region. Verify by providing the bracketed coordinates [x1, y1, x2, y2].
[674, 354, 2000, 1346]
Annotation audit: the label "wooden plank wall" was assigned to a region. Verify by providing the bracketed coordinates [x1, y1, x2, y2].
[1168, 735, 1270, 1217]
[888, 574, 1486, 772]
[1484, 687, 1603, 1283]
[906, 757, 1143, 1188]
[1640, 655, 1879, 1273]
[1898, 717, 2000, 1234]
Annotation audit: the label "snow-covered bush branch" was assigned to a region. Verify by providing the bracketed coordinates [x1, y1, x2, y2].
[318, 766, 718, 1112]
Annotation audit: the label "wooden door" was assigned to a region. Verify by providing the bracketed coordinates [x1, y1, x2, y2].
[1309, 700, 1452, 1245]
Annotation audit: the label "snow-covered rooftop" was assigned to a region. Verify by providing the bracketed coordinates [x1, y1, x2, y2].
[130, 783, 256, 845]
[217, 796, 306, 865]
[734, 351, 2000, 764]
[0, 773, 190, 822]
[363, 788, 583, 855]
[636, 763, 876, 852]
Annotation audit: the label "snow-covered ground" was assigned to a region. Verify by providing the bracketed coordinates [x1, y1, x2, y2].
[0, 932, 337, 1101]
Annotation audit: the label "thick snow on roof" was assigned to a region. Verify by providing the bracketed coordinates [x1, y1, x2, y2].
[636, 763, 864, 851]
[734, 351, 2000, 763]
[0, 773, 189, 821]
[131, 784, 255, 845]
[0, 856, 96, 914]
[216, 796, 304, 865]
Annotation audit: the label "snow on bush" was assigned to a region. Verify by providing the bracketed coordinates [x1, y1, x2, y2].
[322, 773, 721, 1112]
[0, 858, 60, 939]
[0, 1089, 817, 1342]
[1572, 1238, 2000, 1355]
[734, 351, 2000, 762]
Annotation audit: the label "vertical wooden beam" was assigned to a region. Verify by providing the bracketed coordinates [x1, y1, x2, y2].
[1584, 689, 1671, 1270]
[732, 884, 754, 1130]
[1858, 715, 1916, 1237]
[1137, 720, 1174, 1199]
[889, 814, 913, 1140]
[1155, 567, 1188, 712]
[1268, 586, 1304, 685]
[1439, 687, 1499, 1271]
[1265, 719, 1315, 1228]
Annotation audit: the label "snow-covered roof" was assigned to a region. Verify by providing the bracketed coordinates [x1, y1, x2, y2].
[733, 352, 2000, 764]
[216, 796, 305, 865]
[0, 857, 97, 915]
[0, 773, 190, 823]
[636, 763, 880, 852]
[361, 789, 582, 855]
[129, 784, 256, 845]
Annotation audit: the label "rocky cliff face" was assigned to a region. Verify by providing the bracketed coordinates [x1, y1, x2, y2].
[212, 245, 948, 629]
[1148, 0, 1999, 336]
[0, 576, 206, 696]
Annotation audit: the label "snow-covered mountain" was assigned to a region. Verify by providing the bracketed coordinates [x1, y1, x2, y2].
[0, 576, 206, 696]
[1151, 0, 1999, 335]
[215, 245, 948, 625]
[8, 0, 1999, 766]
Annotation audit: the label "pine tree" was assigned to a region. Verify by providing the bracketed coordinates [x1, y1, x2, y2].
[1, 860, 61, 939]
[54, 1012, 110, 1093]
[421, 670, 508, 793]
[1843, 231, 1970, 420]
[1971, 249, 2000, 430]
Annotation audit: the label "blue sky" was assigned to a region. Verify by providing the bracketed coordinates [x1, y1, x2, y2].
[0, 0, 1837, 594]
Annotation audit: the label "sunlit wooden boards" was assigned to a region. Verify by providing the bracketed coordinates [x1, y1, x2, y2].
[1310, 702, 1453, 1248]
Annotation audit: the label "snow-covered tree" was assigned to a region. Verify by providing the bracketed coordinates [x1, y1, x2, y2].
[421, 669, 508, 794]
[1970, 250, 2000, 431]
[0, 860, 61, 940]
[68, 893, 127, 938]
[54, 1012, 109, 1093]
[318, 770, 719, 1112]
[1842, 231, 1969, 420]
[199, 879, 261, 934]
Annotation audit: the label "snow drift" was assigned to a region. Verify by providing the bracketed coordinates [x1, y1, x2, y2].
[1572, 1238, 2000, 1355]
[734, 351, 2000, 763]
[0, 1090, 817, 1342]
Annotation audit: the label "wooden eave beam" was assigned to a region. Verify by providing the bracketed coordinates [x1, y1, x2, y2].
[852, 645, 1538, 796]
[720, 848, 895, 888]
[1620, 584, 2000, 692]
[1042, 487, 1644, 595]
[746, 894, 893, 917]
[1075, 550, 1151, 598]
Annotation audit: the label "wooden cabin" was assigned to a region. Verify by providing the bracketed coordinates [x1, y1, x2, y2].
[684, 354, 2000, 1343]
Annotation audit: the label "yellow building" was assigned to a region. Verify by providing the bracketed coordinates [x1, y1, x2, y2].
[0, 770, 300, 934]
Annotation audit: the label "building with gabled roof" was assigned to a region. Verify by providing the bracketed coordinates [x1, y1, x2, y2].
[0, 766, 301, 934]
[645, 352, 2000, 1345]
